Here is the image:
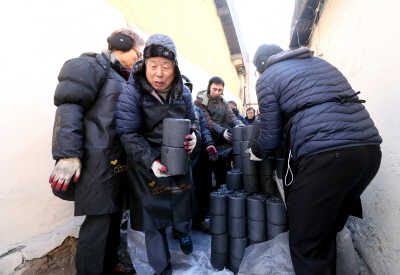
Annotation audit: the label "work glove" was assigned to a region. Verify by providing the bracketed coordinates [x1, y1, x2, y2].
[151, 160, 170, 178]
[206, 145, 218, 161]
[184, 126, 197, 154]
[223, 129, 233, 143]
[49, 157, 81, 191]
[245, 148, 263, 161]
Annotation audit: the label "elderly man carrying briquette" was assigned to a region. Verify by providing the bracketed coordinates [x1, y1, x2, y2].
[115, 34, 198, 275]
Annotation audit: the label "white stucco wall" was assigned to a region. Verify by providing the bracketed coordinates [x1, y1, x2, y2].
[0, 1, 241, 273]
[0, 0, 129, 272]
[307, 0, 400, 274]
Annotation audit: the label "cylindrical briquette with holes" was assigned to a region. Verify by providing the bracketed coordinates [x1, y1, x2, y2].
[211, 250, 228, 271]
[243, 125, 254, 141]
[228, 193, 248, 218]
[211, 233, 229, 254]
[266, 197, 287, 225]
[160, 146, 188, 175]
[228, 216, 247, 238]
[267, 222, 288, 240]
[247, 195, 267, 221]
[232, 126, 244, 141]
[248, 219, 268, 242]
[229, 236, 248, 260]
[226, 168, 243, 190]
[210, 192, 228, 215]
[210, 214, 228, 234]
[162, 118, 190, 148]
[243, 174, 260, 193]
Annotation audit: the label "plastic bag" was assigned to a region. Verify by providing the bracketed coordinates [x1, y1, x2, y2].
[336, 226, 359, 275]
[237, 232, 295, 275]
[127, 216, 234, 275]
[126, 211, 358, 275]
[237, 227, 358, 275]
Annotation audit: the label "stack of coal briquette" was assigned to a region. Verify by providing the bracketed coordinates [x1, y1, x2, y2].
[210, 191, 229, 270]
[232, 126, 244, 169]
[209, 121, 289, 274]
[161, 118, 190, 175]
[241, 125, 260, 193]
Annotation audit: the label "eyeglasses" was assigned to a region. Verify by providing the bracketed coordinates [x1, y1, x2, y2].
[133, 48, 143, 60]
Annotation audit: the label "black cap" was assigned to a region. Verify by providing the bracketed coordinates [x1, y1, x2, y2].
[107, 33, 133, 52]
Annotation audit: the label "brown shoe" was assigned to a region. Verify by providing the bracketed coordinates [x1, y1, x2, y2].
[192, 221, 211, 234]
[110, 262, 136, 274]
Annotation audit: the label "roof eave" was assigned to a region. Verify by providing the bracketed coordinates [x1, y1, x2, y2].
[215, 0, 248, 74]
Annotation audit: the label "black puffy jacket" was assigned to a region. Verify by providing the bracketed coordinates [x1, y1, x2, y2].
[51, 52, 128, 216]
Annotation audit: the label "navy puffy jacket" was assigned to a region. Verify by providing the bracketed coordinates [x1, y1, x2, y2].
[116, 73, 197, 169]
[116, 77, 196, 135]
[253, 48, 382, 160]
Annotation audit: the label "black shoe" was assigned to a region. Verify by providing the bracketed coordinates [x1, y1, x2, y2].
[178, 235, 193, 255]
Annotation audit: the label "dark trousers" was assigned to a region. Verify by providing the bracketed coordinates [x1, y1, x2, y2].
[76, 212, 123, 275]
[213, 157, 229, 190]
[200, 152, 229, 192]
[192, 151, 213, 224]
[286, 145, 381, 275]
[145, 221, 191, 275]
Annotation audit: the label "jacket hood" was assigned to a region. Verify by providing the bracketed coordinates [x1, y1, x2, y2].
[231, 107, 239, 115]
[266, 47, 313, 70]
[196, 90, 225, 106]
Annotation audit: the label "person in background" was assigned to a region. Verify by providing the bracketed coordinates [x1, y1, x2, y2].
[248, 43, 382, 275]
[244, 107, 256, 125]
[228, 100, 248, 125]
[49, 28, 144, 274]
[115, 34, 198, 275]
[182, 75, 217, 234]
[194, 76, 245, 190]
[255, 108, 261, 120]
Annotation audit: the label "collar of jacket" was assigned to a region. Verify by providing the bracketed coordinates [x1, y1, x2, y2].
[101, 49, 119, 64]
[100, 49, 131, 80]
[265, 47, 313, 70]
[196, 90, 225, 107]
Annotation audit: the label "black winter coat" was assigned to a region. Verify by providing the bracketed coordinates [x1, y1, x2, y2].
[51, 52, 128, 216]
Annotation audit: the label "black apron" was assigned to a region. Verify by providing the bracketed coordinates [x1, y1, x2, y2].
[128, 103, 197, 231]
[209, 107, 233, 158]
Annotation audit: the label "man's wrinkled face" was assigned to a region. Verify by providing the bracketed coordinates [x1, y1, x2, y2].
[209, 83, 224, 99]
[118, 46, 142, 70]
[146, 57, 175, 91]
[247, 109, 255, 119]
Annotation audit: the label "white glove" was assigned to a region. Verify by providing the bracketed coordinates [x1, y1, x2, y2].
[151, 160, 170, 178]
[245, 148, 263, 161]
[184, 127, 197, 154]
[49, 157, 81, 191]
[223, 129, 233, 142]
